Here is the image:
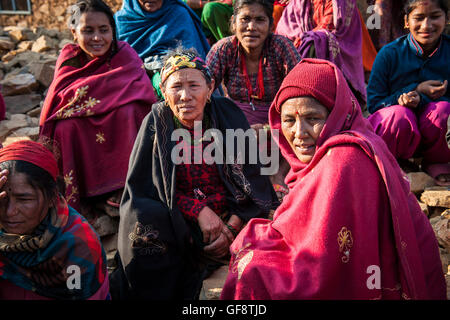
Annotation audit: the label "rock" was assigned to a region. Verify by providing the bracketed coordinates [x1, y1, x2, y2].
[39, 3, 50, 15]
[7, 27, 35, 42]
[59, 39, 73, 50]
[443, 209, 450, 220]
[91, 214, 119, 237]
[17, 41, 33, 51]
[3, 93, 41, 114]
[421, 187, 450, 208]
[54, 6, 66, 17]
[433, 217, 450, 251]
[1, 50, 17, 63]
[26, 106, 42, 118]
[29, 61, 55, 87]
[0, 73, 39, 96]
[4, 51, 42, 72]
[0, 114, 30, 140]
[439, 247, 450, 275]
[57, 30, 72, 41]
[199, 265, 229, 300]
[429, 206, 447, 219]
[0, 37, 15, 50]
[28, 117, 39, 127]
[418, 202, 429, 216]
[446, 273, 450, 300]
[31, 35, 54, 53]
[407, 172, 436, 194]
[4, 66, 31, 79]
[10, 127, 40, 140]
[2, 136, 31, 147]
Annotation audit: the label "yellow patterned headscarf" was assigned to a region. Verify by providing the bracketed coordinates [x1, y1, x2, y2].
[160, 52, 212, 84]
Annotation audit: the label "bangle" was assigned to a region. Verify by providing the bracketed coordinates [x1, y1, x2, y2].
[226, 223, 238, 237]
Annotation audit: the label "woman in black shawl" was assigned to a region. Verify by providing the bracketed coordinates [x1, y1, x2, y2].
[110, 47, 278, 299]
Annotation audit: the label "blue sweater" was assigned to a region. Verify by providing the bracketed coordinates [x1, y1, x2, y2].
[367, 34, 450, 114]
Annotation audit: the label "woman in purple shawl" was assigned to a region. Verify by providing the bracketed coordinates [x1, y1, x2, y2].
[276, 0, 366, 105]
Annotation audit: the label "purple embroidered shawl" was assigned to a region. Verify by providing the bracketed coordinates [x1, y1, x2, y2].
[275, 0, 366, 101]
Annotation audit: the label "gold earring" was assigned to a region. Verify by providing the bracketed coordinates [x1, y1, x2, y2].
[207, 96, 211, 103]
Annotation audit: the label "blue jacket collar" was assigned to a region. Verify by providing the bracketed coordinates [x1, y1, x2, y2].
[408, 33, 442, 58]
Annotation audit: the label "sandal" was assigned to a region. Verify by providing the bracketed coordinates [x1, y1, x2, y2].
[422, 163, 450, 187]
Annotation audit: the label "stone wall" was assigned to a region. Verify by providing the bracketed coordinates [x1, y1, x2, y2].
[0, 0, 123, 31]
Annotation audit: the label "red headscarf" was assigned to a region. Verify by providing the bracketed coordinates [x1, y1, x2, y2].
[221, 59, 446, 300]
[0, 140, 58, 181]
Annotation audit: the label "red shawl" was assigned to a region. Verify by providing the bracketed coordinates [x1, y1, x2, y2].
[39, 41, 156, 211]
[221, 59, 446, 300]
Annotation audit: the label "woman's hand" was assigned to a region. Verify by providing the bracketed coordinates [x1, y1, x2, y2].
[198, 206, 233, 244]
[203, 232, 231, 258]
[0, 169, 8, 199]
[398, 91, 420, 109]
[226, 214, 243, 233]
[416, 80, 448, 100]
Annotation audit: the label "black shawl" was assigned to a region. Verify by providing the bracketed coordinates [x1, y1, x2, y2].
[110, 96, 278, 299]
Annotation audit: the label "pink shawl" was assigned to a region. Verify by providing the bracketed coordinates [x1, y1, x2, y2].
[220, 59, 446, 299]
[39, 41, 156, 211]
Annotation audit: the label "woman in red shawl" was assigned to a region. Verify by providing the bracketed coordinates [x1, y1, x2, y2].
[221, 59, 446, 300]
[39, 0, 156, 213]
[0, 141, 108, 300]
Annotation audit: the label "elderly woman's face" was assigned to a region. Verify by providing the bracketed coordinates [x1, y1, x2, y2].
[138, 0, 163, 12]
[0, 172, 49, 235]
[71, 11, 113, 60]
[162, 68, 214, 128]
[281, 97, 329, 164]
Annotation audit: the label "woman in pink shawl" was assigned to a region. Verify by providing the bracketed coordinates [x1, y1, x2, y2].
[220, 59, 446, 300]
[39, 0, 156, 214]
[275, 0, 366, 105]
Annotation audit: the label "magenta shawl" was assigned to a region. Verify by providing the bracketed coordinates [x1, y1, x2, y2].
[39, 41, 156, 211]
[220, 59, 446, 300]
[275, 0, 366, 102]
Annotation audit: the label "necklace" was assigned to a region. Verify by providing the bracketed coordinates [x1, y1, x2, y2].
[241, 52, 265, 111]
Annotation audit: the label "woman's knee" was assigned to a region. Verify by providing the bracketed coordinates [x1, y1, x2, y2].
[370, 105, 419, 135]
[419, 101, 450, 132]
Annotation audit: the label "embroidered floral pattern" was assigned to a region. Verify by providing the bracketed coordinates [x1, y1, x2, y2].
[128, 222, 166, 256]
[64, 170, 73, 187]
[338, 227, 353, 263]
[231, 162, 251, 195]
[344, 0, 355, 27]
[231, 243, 253, 280]
[56, 85, 100, 120]
[96, 132, 106, 144]
[64, 170, 78, 205]
[326, 31, 340, 60]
